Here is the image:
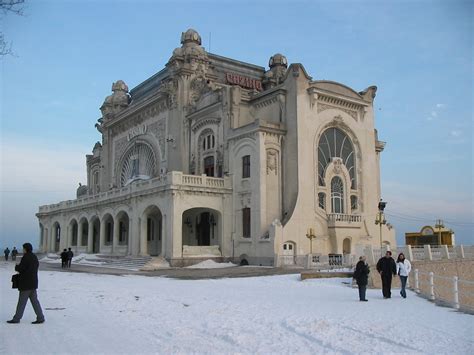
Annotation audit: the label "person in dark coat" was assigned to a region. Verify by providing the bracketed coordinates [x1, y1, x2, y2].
[60, 249, 68, 268]
[11, 247, 18, 261]
[353, 256, 370, 301]
[7, 242, 45, 324]
[67, 248, 74, 268]
[4, 247, 10, 261]
[376, 250, 397, 298]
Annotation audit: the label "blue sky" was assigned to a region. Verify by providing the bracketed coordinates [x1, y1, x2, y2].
[1, 0, 472, 249]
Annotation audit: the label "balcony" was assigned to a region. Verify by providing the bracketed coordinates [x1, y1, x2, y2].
[38, 172, 231, 215]
[327, 213, 362, 228]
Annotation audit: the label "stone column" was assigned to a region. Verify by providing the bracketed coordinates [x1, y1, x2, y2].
[113, 219, 119, 254]
[127, 217, 133, 256]
[43, 227, 49, 253]
[140, 217, 148, 256]
[87, 222, 94, 253]
[99, 219, 106, 254]
[78, 221, 83, 250]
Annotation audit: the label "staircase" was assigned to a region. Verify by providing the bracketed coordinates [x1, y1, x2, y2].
[86, 255, 153, 271]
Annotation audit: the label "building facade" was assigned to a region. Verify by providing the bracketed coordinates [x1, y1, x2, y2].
[36, 29, 396, 266]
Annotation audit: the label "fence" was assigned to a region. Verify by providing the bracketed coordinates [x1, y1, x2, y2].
[278, 253, 355, 269]
[410, 269, 474, 313]
[366, 245, 471, 263]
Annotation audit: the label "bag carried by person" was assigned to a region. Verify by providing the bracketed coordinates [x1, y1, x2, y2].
[11, 274, 19, 289]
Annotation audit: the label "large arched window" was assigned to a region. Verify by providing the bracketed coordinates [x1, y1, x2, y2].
[120, 143, 156, 186]
[318, 128, 356, 188]
[331, 176, 344, 214]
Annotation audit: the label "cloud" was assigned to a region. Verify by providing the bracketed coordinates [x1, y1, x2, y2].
[431, 111, 438, 117]
[436, 103, 447, 109]
[450, 130, 462, 137]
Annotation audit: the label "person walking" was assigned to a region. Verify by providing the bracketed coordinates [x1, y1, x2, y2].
[60, 249, 68, 268]
[396, 253, 412, 298]
[353, 256, 370, 301]
[376, 250, 397, 299]
[4, 247, 10, 261]
[67, 248, 74, 268]
[11, 247, 18, 261]
[7, 242, 45, 324]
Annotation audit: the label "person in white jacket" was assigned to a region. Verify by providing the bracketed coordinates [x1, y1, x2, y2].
[396, 253, 412, 298]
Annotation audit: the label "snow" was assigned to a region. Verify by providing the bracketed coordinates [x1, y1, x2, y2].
[41, 254, 106, 266]
[185, 259, 237, 269]
[140, 257, 171, 270]
[1, 261, 472, 354]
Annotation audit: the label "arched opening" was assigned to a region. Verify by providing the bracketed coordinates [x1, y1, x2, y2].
[182, 208, 221, 257]
[70, 219, 78, 246]
[79, 217, 89, 248]
[203, 156, 215, 177]
[91, 217, 100, 253]
[53, 222, 61, 252]
[331, 176, 345, 214]
[103, 214, 114, 247]
[120, 142, 157, 186]
[343, 238, 351, 255]
[116, 211, 129, 247]
[143, 206, 163, 256]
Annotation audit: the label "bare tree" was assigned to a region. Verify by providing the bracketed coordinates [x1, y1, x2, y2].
[1, 0, 25, 56]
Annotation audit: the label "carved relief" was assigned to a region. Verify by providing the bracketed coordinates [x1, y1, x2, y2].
[317, 103, 358, 121]
[114, 137, 128, 174]
[148, 118, 166, 160]
[266, 149, 278, 175]
[332, 157, 343, 174]
[160, 79, 178, 109]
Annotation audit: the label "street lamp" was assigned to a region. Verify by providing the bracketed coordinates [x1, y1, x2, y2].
[375, 199, 387, 251]
[306, 227, 316, 255]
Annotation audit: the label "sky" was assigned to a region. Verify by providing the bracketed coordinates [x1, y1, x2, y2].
[1, 0, 473, 249]
[1, 263, 473, 353]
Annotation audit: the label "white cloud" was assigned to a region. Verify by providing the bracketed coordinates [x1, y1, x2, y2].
[436, 103, 446, 109]
[431, 111, 438, 117]
[450, 130, 462, 137]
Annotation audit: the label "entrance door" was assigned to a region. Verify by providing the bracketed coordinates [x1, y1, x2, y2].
[197, 212, 211, 246]
[204, 156, 214, 177]
[281, 242, 296, 265]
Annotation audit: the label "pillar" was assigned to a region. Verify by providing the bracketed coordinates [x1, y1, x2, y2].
[87, 221, 94, 253]
[424, 244, 432, 261]
[99, 219, 106, 253]
[140, 217, 148, 256]
[113, 218, 119, 254]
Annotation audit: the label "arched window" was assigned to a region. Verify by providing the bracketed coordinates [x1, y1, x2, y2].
[318, 128, 356, 188]
[120, 143, 156, 186]
[331, 176, 344, 214]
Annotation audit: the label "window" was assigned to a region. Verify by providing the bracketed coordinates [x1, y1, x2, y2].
[318, 128, 356, 188]
[318, 193, 326, 209]
[242, 207, 251, 238]
[204, 156, 215, 177]
[331, 176, 344, 214]
[351, 195, 358, 211]
[242, 155, 250, 178]
[202, 133, 215, 151]
[120, 143, 156, 186]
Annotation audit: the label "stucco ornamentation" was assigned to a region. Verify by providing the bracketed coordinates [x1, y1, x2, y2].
[266, 149, 278, 175]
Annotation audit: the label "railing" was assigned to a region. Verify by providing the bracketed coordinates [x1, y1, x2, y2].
[365, 245, 472, 262]
[38, 172, 230, 214]
[305, 253, 355, 269]
[411, 269, 474, 312]
[327, 214, 361, 223]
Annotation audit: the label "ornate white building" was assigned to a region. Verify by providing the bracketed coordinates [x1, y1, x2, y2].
[37, 29, 396, 266]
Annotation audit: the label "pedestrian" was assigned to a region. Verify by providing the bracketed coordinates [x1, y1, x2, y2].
[376, 250, 397, 299]
[67, 248, 74, 268]
[60, 249, 68, 268]
[7, 242, 45, 324]
[396, 253, 412, 299]
[11, 247, 18, 261]
[4, 247, 10, 261]
[353, 256, 370, 302]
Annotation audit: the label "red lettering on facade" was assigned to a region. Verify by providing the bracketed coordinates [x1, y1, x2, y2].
[225, 72, 263, 91]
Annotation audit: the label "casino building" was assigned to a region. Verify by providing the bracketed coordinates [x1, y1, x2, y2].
[36, 29, 396, 266]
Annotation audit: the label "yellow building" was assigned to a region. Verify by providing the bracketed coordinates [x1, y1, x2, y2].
[405, 226, 455, 246]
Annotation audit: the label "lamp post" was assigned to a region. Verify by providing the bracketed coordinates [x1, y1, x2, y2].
[375, 199, 387, 251]
[306, 227, 316, 255]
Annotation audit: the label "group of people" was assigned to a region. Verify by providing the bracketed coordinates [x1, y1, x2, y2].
[60, 248, 74, 268]
[353, 250, 412, 301]
[3, 247, 19, 261]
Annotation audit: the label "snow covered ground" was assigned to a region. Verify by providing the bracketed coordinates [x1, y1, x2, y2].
[0, 261, 472, 354]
